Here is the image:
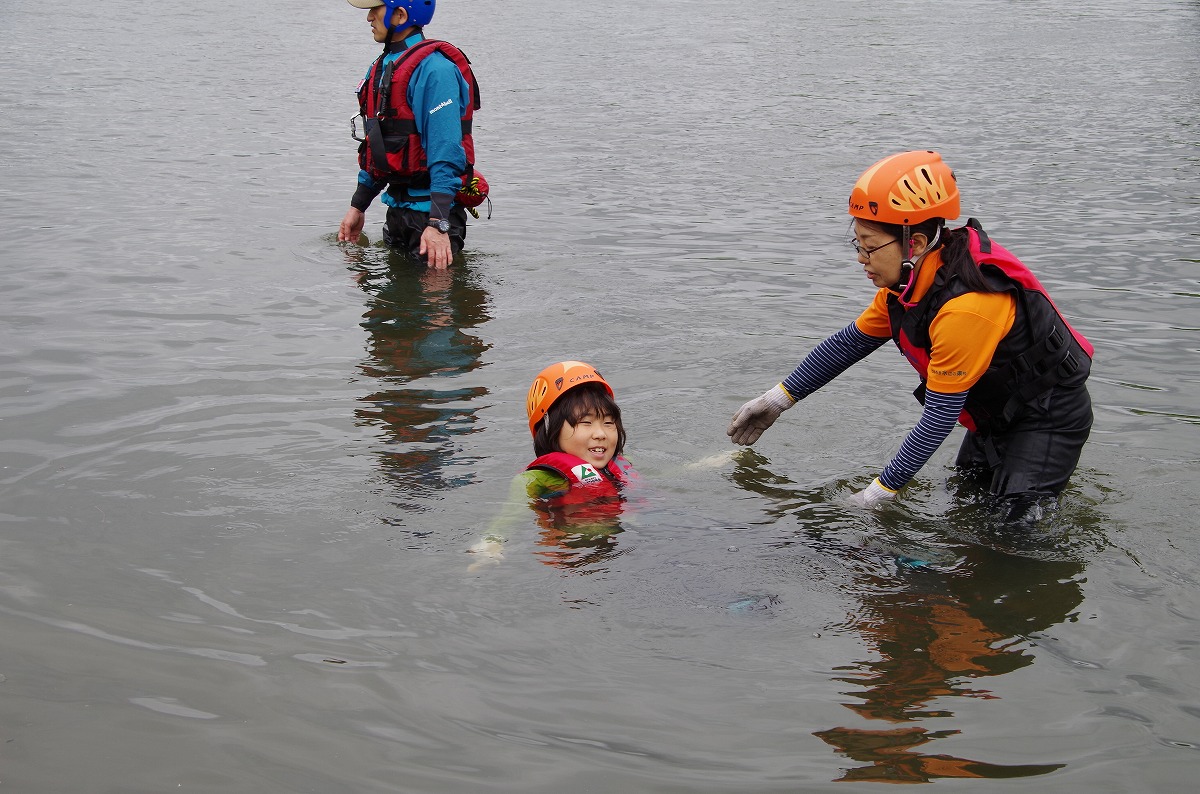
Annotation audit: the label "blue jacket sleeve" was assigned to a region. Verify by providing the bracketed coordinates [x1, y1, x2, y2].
[409, 52, 472, 217]
[351, 170, 386, 211]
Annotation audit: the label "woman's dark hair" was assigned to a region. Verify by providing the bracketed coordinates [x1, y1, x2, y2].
[861, 217, 1001, 294]
[532, 383, 626, 458]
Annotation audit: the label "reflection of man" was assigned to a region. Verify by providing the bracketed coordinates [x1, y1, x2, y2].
[338, 0, 481, 268]
[347, 250, 490, 509]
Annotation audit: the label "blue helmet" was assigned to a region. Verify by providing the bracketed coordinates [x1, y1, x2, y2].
[348, 1, 435, 30]
[385, 0, 436, 29]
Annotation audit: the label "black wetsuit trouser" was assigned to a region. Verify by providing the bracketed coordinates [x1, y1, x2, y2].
[954, 383, 1093, 499]
[382, 205, 468, 264]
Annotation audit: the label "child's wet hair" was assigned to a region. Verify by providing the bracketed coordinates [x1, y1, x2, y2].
[533, 382, 626, 458]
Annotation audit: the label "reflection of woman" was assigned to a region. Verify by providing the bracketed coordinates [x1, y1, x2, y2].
[728, 151, 1093, 520]
[817, 546, 1084, 782]
[727, 443, 1096, 782]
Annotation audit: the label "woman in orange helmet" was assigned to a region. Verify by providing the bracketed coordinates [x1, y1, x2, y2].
[469, 361, 639, 566]
[728, 151, 1093, 521]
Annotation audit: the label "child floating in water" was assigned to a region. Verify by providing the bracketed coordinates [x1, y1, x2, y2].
[524, 360, 637, 497]
[469, 361, 639, 567]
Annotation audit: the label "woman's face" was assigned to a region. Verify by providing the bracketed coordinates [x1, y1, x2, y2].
[852, 220, 905, 289]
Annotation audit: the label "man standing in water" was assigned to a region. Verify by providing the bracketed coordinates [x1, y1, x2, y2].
[338, 0, 481, 268]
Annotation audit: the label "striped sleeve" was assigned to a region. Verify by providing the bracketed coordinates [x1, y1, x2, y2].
[878, 388, 967, 490]
[781, 323, 889, 401]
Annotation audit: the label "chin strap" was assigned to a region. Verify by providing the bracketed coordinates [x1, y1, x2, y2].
[384, 5, 404, 48]
[891, 224, 943, 299]
[892, 226, 915, 294]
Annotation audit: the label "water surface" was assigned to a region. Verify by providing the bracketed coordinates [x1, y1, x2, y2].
[1, 0, 1198, 791]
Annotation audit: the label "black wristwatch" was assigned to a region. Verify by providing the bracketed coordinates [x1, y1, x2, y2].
[427, 217, 451, 234]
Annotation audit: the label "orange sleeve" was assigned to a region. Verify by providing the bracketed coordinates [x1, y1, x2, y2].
[854, 288, 894, 338]
[926, 291, 1017, 393]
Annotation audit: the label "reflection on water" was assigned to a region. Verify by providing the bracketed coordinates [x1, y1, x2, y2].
[818, 547, 1083, 782]
[728, 449, 1097, 782]
[345, 246, 491, 513]
[530, 493, 631, 572]
[0, 0, 1197, 788]
[812, 725, 1063, 783]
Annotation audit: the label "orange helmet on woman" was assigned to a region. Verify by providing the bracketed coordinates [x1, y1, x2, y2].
[526, 361, 613, 436]
[847, 150, 960, 226]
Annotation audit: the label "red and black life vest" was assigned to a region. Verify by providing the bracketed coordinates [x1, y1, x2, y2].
[357, 38, 480, 198]
[888, 219, 1093, 434]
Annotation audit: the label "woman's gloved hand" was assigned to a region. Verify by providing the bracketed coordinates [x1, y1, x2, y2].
[727, 384, 794, 445]
[848, 478, 898, 508]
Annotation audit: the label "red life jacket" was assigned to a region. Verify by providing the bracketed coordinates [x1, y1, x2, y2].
[889, 219, 1093, 434]
[526, 453, 637, 503]
[357, 38, 480, 198]
[526, 453, 638, 534]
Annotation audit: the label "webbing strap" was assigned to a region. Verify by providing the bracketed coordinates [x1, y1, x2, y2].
[967, 217, 991, 253]
[998, 325, 1080, 425]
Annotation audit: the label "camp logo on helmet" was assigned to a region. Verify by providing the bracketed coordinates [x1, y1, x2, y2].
[847, 199, 879, 216]
[572, 464, 602, 484]
[526, 361, 614, 437]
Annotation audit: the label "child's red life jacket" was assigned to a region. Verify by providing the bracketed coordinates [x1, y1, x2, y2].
[526, 453, 637, 503]
[357, 39, 480, 199]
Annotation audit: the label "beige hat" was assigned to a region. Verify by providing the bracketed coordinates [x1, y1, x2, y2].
[346, 0, 385, 8]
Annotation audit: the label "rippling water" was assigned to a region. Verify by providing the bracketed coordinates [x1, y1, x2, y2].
[2, 0, 1199, 791]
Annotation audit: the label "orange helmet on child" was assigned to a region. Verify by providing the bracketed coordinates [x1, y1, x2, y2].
[526, 361, 613, 436]
[847, 150, 960, 226]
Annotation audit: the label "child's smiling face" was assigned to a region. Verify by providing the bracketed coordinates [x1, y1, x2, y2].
[557, 411, 618, 468]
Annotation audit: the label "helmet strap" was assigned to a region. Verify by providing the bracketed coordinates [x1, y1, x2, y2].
[382, 6, 396, 49]
[383, 4, 406, 47]
[894, 226, 915, 294]
[893, 223, 943, 300]
[895, 261, 914, 293]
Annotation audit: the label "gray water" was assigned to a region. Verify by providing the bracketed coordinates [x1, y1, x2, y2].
[1, 0, 1198, 791]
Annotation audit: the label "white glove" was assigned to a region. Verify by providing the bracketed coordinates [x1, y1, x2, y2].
[848, 478, 898, 509]
[727, 384, 795, 446]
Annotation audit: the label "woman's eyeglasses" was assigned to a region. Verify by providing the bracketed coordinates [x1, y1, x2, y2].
[849, 238, 898, 260]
